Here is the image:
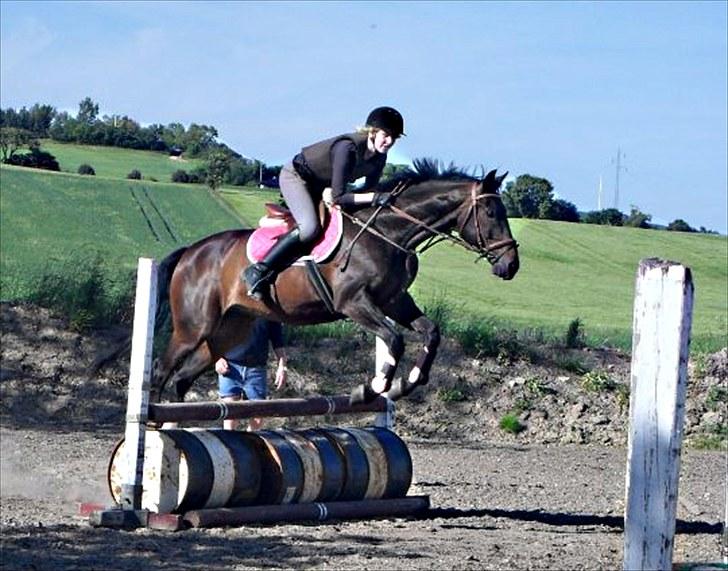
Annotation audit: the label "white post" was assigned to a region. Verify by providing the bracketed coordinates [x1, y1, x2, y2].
[374, 335, 395, 429]
[623, 259, 694, 571]
[121, 258, 158, 510]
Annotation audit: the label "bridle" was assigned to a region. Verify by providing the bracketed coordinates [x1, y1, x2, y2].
[454, 183, 519, 264]
[339, 181, 519, 269]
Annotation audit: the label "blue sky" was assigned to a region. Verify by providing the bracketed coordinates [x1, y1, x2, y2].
[2, 1, 726, 233]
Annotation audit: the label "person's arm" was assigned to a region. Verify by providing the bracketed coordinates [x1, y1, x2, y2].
[269, 322, 287, 390]
[329, 139, 357, 204]
[332, 151, 391, 208]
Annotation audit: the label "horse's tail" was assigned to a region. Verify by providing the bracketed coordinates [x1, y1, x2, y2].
[154, 246, 187, 339]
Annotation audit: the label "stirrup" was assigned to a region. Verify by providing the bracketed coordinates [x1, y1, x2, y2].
[243, 264, 273, 300]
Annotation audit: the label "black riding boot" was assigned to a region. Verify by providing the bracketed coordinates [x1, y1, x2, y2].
[243, 228, 303, 300]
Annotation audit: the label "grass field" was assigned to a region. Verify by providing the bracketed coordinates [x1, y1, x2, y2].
[40, 139, 204, 182]
[0, 165, 244, 298]
[411, 218, 727, 352]
[1, 150, 726, 352]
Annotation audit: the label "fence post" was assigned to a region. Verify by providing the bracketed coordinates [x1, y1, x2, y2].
[623, 258, 694, 571]
[120, 257, 158, 510]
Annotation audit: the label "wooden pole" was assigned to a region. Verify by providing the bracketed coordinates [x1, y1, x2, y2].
[623, 258, 694, 571]
[183, 495, 430, 528]
[148, 395, 389, 423]
[120, 258, 157, 510]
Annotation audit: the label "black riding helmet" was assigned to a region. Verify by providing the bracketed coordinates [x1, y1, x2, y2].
[366, 106, 406, 138]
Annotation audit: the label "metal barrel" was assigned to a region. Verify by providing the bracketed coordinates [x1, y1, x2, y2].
[253, 430, 305, 505]
[278, 429, 324, 503]
[108, 429, 215, 514]
[107, 429, 261, 513]
[203, 429, 261, 508]
[311, 427, 370, 501]
[297, 428, 346, 502]
[363, 427, 412, 498]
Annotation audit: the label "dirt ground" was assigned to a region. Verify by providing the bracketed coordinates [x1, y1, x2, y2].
[1, 302, 726, 570]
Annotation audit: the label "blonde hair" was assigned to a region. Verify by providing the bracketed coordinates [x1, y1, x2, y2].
[356, 125, 378, 135]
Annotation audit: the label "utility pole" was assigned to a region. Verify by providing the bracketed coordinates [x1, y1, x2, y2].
[613, 147, 627, 209]
[598, 175, 603, 210]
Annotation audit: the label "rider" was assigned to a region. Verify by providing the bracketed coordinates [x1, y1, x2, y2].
[243, 106, 405, 300]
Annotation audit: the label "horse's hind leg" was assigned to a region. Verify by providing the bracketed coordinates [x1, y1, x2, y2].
[167, 342, 214, 402]
[383, 293, 440, 401]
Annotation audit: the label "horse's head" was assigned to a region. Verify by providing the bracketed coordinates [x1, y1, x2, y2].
[456, 169, 519, 280]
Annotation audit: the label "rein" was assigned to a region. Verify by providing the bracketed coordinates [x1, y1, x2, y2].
[339, 181, 518, 269]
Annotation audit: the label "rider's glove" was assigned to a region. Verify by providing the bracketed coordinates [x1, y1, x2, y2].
[372, 192, 394, 208]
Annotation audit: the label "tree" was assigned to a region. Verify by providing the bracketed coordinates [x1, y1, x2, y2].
[503, 174, 555, 218]
[624, 205, 652, 229]
[77, 97, 99, 125]
[0, 127, 36, 161]
[205, 151, 229, 190]
[667, 219, 696, 233]
[583, 208, 624, 226]
[540, 198, 581, 223]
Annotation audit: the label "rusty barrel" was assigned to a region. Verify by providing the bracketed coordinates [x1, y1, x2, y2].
[108, 429, 261, 514]
[108, 426, 412, 513]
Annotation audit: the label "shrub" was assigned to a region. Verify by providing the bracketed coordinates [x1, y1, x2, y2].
[127, 169, 142, 180]
[565, 318, 585, 348]
[171, 169, 190, 183]
[5, 148, 60, 171]
[78, 163, 95, 175]
[499, 414, 524, 434]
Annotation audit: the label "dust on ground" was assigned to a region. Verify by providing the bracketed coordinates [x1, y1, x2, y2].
[1, 302, 725, 570]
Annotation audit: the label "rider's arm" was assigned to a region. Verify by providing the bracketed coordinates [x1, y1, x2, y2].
[332, 147, 388, 208]
[329, 140, 356, 204]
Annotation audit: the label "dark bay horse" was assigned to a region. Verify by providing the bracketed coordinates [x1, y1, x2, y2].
[152, 159, 519, 405]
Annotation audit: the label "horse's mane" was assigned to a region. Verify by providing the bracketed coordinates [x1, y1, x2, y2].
[377, 157, 478, 192]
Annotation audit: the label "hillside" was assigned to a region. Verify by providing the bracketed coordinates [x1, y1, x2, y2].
[1, 153, 726, 352]
[40, 139, 205, 182]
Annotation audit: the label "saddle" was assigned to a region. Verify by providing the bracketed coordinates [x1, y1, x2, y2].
[246, 203, 343, 265]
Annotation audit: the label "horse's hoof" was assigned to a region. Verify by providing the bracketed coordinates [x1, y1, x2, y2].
[349, 383, 380, 405]
[386, 378, 418, 401]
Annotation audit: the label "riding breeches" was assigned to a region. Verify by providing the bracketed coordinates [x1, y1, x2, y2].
[279, 162, 321, 243]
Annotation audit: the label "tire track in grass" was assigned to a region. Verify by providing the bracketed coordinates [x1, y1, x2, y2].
[129, 186, 161, 242]
[141, 186, 180, 243]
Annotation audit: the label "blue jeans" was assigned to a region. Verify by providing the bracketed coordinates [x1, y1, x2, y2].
[218, 363, 268, 400]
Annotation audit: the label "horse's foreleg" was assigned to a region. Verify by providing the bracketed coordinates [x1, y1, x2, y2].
[383, 294, 441, 401]
[344, 290, 405, 404]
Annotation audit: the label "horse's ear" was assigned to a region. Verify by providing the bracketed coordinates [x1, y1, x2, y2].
[496, 171, 509, 187]
[483, 169, 497, 185]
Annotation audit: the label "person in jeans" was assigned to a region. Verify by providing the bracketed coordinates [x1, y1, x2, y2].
[216, 318, 287, 430]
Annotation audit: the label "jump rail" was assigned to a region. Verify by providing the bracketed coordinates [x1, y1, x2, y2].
[148, 395, 391, 424]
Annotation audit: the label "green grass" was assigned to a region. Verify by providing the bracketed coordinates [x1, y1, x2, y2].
[0, 164, 244, 299]
[411, 218, 727, 352]
[40, 139, 205, 182]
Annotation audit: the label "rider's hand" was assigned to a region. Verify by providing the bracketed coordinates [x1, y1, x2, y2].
[322, 187, 334, 206]
[372, 192, 394, 207]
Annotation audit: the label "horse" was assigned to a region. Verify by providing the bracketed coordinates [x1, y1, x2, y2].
[152, 158, 519, 406]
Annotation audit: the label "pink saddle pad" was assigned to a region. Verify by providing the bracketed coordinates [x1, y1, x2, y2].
[246, 207, 343, 265]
